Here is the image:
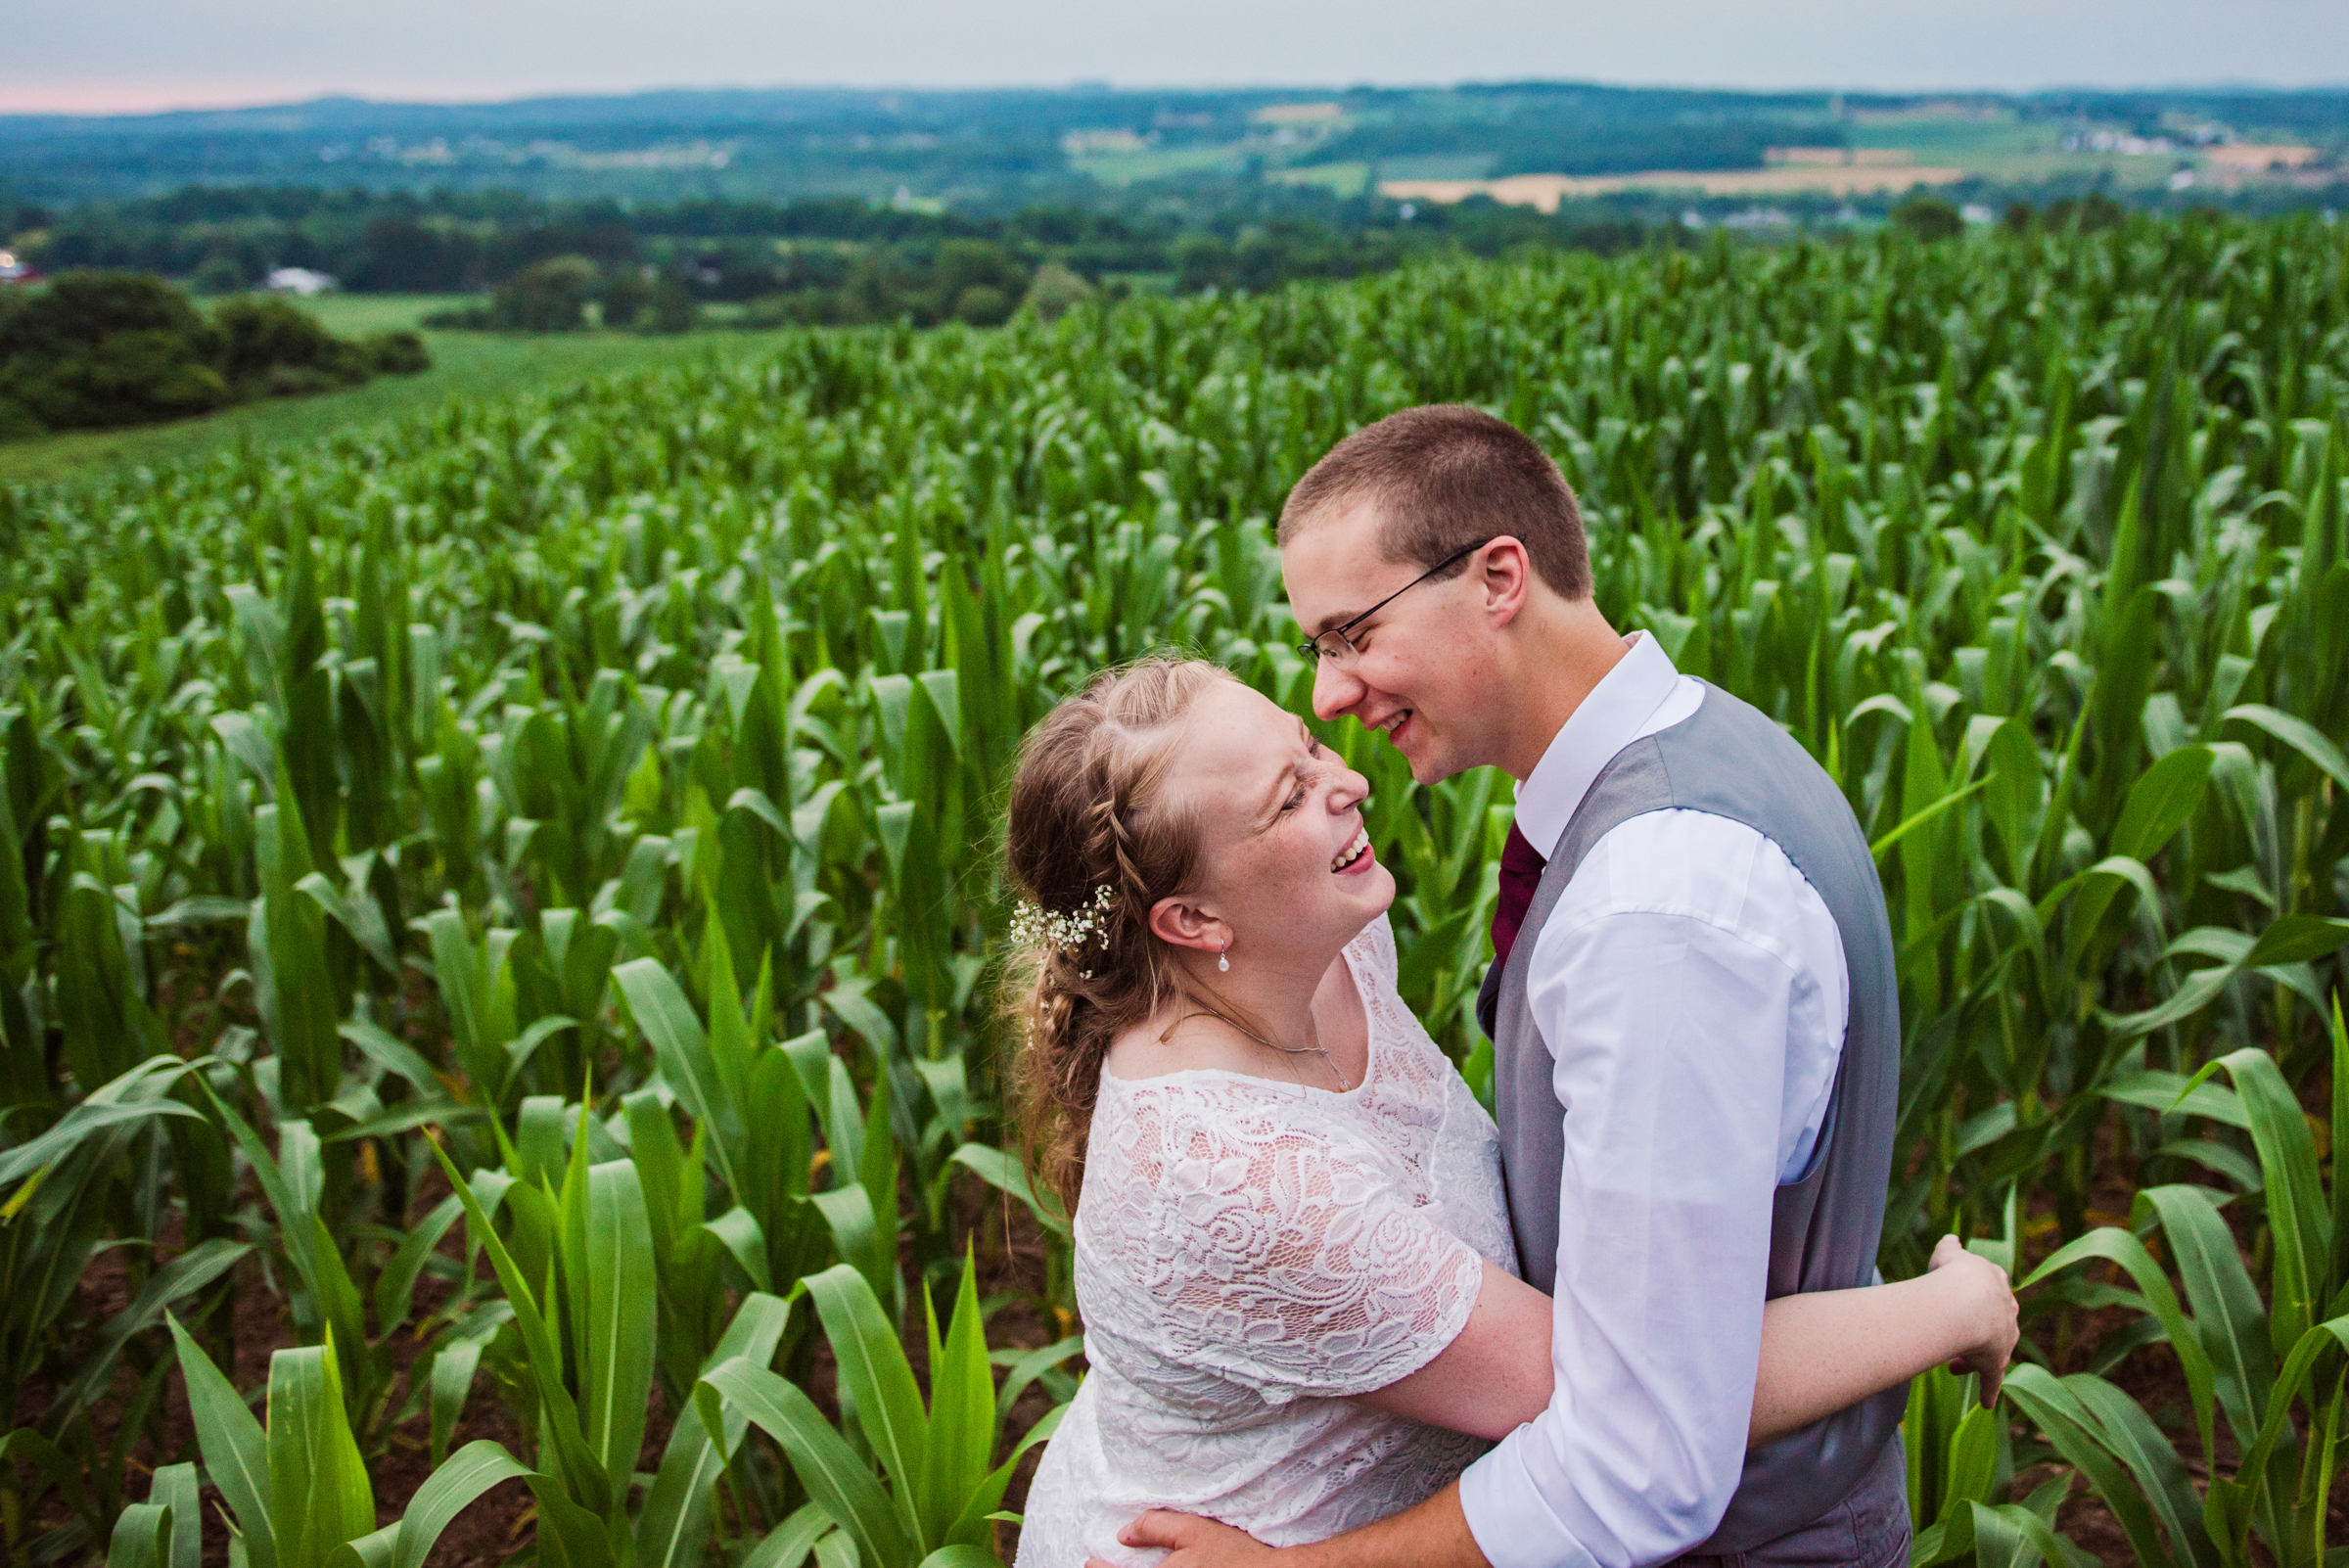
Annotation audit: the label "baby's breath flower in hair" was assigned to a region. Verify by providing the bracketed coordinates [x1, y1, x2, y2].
[1009, 882, 1117, 957]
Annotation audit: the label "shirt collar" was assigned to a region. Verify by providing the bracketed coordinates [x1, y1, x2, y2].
[1512, 629, 1682, 856]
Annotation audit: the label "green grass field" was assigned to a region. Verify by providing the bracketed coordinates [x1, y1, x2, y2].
[1064, 143, 1243, 186]
[0, 296, 794, 486]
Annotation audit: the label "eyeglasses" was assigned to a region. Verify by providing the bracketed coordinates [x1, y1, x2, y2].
[1296, 539, 1494, 666]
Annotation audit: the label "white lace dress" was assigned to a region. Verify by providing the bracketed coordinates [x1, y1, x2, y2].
[1015, 914, 1518, 1568]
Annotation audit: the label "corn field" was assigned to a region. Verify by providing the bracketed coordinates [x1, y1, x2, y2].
[3, 212, 2348, 1568]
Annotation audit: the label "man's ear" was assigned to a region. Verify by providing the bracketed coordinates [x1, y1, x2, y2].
[1149, 894, 1227, 956]
[1480, 536, 1534, 628]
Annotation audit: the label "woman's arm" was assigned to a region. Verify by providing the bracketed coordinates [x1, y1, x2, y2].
[1352, 1234, 2016, 1445]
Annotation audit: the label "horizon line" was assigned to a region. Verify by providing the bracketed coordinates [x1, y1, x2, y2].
[7, 74, 2348, 121]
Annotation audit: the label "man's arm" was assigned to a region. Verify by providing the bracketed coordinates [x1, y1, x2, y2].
[1105, 1484, 1488, 1568]
[1460, 812, 1825, 1568]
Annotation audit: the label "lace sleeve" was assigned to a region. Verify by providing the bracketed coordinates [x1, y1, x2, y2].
[1120, 1084, 1485, 1406]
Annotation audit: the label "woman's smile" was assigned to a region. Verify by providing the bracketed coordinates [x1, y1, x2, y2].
[1333, 825, 1374, 874]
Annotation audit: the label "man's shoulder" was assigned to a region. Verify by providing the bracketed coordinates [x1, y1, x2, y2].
[1546, 807, 1834, 952]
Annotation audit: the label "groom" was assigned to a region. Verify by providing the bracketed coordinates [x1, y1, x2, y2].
[1109, 405, 1909, 1568]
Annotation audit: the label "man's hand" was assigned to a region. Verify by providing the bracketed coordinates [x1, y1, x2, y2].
[1085, 1511, 1279, 1568]
[1928, 1232, 2019, 1407]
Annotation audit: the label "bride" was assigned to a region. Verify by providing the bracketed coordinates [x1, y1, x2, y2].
[1002, 657, 2016, 1568]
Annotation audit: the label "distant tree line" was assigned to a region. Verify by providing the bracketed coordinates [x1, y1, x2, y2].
[0, 270, 428, 438]
[1, 186, 1666, 327]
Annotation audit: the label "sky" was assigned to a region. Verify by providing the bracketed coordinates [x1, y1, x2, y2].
[5, 0, 2345, 115]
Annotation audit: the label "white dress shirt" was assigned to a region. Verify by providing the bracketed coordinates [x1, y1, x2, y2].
[1456, 630, 1850, 1568]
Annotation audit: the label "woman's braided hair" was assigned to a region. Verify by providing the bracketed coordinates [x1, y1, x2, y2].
[1001, 655, 1235, 1209]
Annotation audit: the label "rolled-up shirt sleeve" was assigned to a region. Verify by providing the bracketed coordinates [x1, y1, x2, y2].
[1458, 817, 1808, 1568]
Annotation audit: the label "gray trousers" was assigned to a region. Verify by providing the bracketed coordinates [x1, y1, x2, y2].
[1667, 1437, 1910, 1568]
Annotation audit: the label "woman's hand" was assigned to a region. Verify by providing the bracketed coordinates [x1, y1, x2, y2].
[1927, 1233, 2019, 1407]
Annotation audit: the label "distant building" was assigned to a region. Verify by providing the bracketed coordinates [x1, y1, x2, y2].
[0, 249, 40, 285]
[265, 267, 339, 296]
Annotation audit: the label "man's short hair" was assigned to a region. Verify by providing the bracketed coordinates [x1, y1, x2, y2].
[1276, 404, 1590, 600]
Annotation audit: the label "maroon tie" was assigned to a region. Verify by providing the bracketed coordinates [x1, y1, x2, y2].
[1491, 821, 1548, 969]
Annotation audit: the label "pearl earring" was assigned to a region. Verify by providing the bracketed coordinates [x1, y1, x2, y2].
[1218, 945, 1230, 973]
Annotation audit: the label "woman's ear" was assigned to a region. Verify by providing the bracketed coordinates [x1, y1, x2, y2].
[1149, 894, 1227, 956]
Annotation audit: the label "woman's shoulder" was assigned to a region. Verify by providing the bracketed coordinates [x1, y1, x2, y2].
[1088, 1063, 1393, 1202]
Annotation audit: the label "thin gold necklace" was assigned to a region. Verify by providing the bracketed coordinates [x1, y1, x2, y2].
[1173, 1007, 1351, 1091]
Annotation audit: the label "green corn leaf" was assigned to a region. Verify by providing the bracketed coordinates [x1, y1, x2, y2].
[991, 1338, 1083, 1430]
[2135, 1185, 2272, 1453]
[1933, 1499, 2082, 1568]
[737, 1505, 834, 1568]
[949, 1143, 1068, 1238]
[701, 1205, 774, 1292]
[53, 1238, 250, 1417]
[2223, 705, 2349, 793]
[2002, 1365, 2187, 1568]
[2208, 1048, 2330, 1354]
[614, 957, 743, 1192]
[2330, 999, 2348, 1318]
[2109, 744, 2216, 862]
[525, 1475, 620, 1568]
[634, 1292, 794, 1568]
[696, 1360, 909, 1568]
[375, 1194, 463, 1334]
[2206, 1314, 2349, 1565]
[0, 1091, 203, 1189]
[265, 1344, 375, 1568]
[328, 1441, 532, 1568]
[579, 1159, 659, 1489]
[108, 1503, 173, 1568]
[425, 1135, 610, 1517]
[2023, 1222, 2220, 1471]
[2239, 916, 2349, 969]
[295, 872, 399, 979]
[153, 1462, 200, 1568]
[166, 1314, 277, 1568]
[917, 1248, 995, 1546]
[2066, 1375, 2216, 1568]
[1871, 773, 1992, 862]
[803, 1263, 929, 1547]
[429, 1336, 486, 1466]
[940, 1402, 1068, 1551]
[2098, 1070, 2250, 1129]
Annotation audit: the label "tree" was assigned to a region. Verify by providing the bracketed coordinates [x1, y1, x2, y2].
[599, 268, 654, 330]
[0, 270, 427, 437]
[932, 240, 1029, 325]
[1892, 196, 1964, 242]
[642, 276, 697, 334]
[1023, 261, 1093, 323]
[0, 270, 232, 429]
[190, 255, 248, 296]
[489, 256, 599, 332]
[2045, 193, 2127, 233]
[212, 295, 369, 394]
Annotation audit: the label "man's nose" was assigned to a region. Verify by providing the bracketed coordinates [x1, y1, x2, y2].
[1311, 659, 1364, 722]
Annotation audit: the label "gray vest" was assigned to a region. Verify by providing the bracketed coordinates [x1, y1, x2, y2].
[1477, 681, 1906, 1556]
